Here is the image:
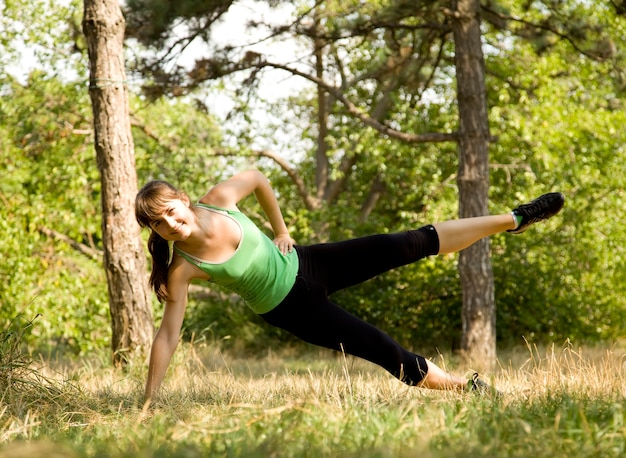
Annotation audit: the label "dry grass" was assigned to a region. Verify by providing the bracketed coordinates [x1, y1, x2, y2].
[500, 340, 626, 399]
[1, 338, 625, 457]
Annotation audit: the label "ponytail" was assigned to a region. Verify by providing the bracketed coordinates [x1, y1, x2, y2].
[147, 231, 171, 303]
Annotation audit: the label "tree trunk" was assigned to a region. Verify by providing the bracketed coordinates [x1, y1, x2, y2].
[451, 0, 496, 368]
[83, 0, 153, 365]
[313, 13, 330, 202]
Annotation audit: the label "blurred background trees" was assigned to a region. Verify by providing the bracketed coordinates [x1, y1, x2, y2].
[1, 0, 625, 360]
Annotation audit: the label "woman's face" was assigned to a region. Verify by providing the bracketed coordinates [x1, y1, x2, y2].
[149, 197, 193, 242]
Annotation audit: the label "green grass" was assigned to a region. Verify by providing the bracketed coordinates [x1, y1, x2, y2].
[1, 334, 625, 457]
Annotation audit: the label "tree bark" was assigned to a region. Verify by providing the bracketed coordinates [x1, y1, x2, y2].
[83, 0, 153, 365]
[313, 12, 330, 203]
[451, 0, 496, 368]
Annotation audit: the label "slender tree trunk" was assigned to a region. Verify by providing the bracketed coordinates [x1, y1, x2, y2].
[314, 13, 330, 202]
[83, 0, 153, 365]
[451, 0, 496, 368]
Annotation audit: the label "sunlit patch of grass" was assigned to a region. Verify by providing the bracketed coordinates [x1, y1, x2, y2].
[0, 315, 84, 443]
[1, 333, 625, 457]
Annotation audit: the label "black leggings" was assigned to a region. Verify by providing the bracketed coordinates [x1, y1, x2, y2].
[259, 225, 440, 386]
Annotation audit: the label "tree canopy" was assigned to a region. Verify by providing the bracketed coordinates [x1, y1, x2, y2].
[1, 0, 625, 355]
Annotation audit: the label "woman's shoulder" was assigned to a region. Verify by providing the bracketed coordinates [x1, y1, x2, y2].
[198, 186, 239, 211]
[195, 202, 238, 214]
[168, 252, 210, 282]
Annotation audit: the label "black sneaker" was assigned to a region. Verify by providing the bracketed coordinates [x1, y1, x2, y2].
[467, 373, 502, 397]
[507, 192, 565, 234]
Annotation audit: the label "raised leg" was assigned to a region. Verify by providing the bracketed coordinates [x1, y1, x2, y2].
[433, 214, 516, 254]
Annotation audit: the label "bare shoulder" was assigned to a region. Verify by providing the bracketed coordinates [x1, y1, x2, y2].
[198, 170, 265, 210]
[199, 185, 236, 210]
[168, 253, 210, 286]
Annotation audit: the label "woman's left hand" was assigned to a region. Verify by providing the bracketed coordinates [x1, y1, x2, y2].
[273, 233, 295, 255]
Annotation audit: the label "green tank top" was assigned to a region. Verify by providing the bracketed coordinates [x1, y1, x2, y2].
[172, 204, 299, 314]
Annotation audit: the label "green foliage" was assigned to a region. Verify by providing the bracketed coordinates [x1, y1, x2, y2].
[485, 12, 626, 343]
[0, 72, 111, 353]
[2, 0, 626, 358]
[0, 0, 85, 80]
[132, 96, 227, 189]
[164, 0, 626, 350]
[125, 0, 235, 44]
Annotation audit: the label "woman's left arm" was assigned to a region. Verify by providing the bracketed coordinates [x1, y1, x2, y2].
[201, 170, 295, 254]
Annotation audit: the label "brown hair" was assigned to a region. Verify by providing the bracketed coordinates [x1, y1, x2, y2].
[135, 180, 188, 303]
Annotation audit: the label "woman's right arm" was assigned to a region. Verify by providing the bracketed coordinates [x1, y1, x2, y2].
[144, 260, 193, 401]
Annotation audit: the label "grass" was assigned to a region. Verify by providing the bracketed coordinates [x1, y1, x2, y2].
[1, 327, 625, 457]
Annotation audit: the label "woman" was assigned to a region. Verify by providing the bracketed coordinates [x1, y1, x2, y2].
[135, 170, 565, 400]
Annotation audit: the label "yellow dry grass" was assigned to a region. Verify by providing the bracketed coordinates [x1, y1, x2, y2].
[1, 340, 625, 457]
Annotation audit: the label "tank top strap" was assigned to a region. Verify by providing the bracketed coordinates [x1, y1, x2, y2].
[172, 244, 203, 267]
[195, 202, 238, 214]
